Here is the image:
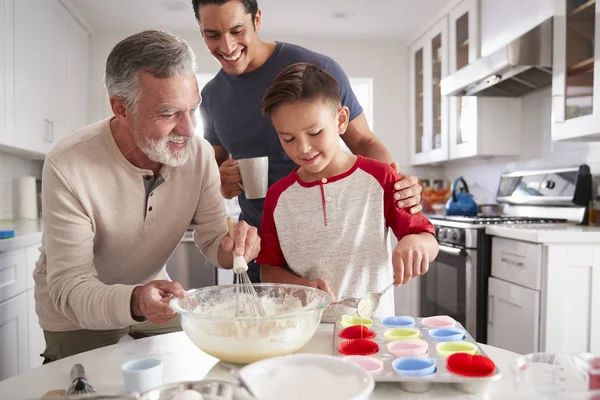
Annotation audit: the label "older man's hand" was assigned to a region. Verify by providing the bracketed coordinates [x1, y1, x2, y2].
[219, 220, 261, 263]
[131, 280, 185, 324]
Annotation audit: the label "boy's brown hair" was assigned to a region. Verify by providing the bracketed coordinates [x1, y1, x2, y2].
[262, 62, 341, 117]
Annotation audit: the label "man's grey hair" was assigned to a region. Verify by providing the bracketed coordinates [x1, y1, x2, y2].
[104, 30, 197, 109]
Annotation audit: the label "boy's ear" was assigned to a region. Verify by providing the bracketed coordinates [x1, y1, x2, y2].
[337, 106, 350, 135]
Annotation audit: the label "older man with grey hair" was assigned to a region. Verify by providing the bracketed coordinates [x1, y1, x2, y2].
[33, 30, 260, 362]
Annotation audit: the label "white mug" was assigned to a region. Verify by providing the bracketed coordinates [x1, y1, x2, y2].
[121, 358, 163, 394]
[237, 156, 269, 200]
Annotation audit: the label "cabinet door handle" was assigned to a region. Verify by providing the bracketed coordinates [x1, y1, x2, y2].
[43, 119, 50, 142]
[501, 257, 524, 267]
[487, 296, 493, 325]
[49, 120, 55, 143]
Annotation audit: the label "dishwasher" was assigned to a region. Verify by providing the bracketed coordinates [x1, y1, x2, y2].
[165, 229, 218, 290]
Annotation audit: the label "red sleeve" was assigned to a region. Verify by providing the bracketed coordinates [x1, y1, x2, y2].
[359, 157, 435, 240]
[255, 177, 294, 268]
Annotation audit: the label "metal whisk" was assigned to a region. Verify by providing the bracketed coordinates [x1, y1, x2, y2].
[227, 217, 267, 318]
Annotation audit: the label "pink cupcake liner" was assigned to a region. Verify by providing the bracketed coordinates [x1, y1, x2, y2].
[343, 355, 384, 375]
[422, 315, 456, 328]
[387, 339, 429, 357]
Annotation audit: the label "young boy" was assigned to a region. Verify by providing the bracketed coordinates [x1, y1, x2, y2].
[256, 63, 439, 322]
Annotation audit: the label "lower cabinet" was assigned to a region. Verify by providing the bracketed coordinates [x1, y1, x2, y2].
[0, 292, 29, 380]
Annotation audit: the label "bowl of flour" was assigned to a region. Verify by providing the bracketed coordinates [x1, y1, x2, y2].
[239, 354, 374, 400]
[169, 284, 332, 364]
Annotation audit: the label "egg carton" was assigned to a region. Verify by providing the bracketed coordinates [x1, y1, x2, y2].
[331, 316, 502, 394]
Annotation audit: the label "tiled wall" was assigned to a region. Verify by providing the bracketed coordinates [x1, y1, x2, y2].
[0, 152, 43, 220]
[440, 88, 600, 200]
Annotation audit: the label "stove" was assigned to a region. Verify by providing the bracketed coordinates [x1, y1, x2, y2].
[420, 165, 593, 344]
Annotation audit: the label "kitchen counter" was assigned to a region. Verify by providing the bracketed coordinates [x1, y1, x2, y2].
[486, 224, 600, 243]
[0, 323, 520, 399]
[0, 220, 43, 252]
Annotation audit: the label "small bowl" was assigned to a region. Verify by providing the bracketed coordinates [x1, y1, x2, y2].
[447, 353, 496, 377]
[436, 341, 478, 358]
[140, 380, 253, 400]
[240, 354, 374, 400]
[381, 316, 415, 328]
[422, 315, 456, 328]
[339, 325, 376, 340]
[339, 339, 379, 356]
[340, 315, 374, 328]
[392, 357, 437, 377]
[387, 339, 429, 358]
[428, 328, 466, 342]
[343, 355, 384, 376]
[383, 328, 420, 341]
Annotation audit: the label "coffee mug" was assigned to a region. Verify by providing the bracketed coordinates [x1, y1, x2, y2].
[237, 156, 269, 200]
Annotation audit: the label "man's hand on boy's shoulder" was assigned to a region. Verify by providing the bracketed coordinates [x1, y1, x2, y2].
[390, 162, 423, 214]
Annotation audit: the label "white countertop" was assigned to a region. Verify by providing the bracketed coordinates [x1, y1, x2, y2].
[485, 224, 600, 244]
[0, 323, 521, 399]
[0, 220, 43, 252]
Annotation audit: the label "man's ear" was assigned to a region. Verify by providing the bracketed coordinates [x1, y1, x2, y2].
[109, 96, 133, 129]
[337, 105, 350, 136]
[254, 9, 262, 32]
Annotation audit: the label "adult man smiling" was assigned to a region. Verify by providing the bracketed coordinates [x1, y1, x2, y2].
[193, 0, 423, 283]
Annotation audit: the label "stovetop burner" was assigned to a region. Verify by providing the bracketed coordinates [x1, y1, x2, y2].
[429, 215, 568, 225]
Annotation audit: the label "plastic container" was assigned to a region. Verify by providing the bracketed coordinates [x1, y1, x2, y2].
[338, 339, 379, 356]
[340, 315, 374, 328]
[383, 328, 421, 341]
[339, 325, 376, 340]
[428, 328, 466, 342]
[381, 316, 415, 328]
[392, 357, 437, 377]
[422, 315, 456, 328]
[436, 341, 478, 358]
[387, 339, 429, 358]
[0, 230, 15, 239]
[343, 355, 384, 376]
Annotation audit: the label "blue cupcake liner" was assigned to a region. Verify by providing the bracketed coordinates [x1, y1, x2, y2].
[381, 316, 415, 328]
[429, 328, 466, 342]
[392, 357, 437, 377]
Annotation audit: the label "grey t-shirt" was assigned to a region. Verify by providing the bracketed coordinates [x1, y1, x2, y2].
[201, 41, 364, 230]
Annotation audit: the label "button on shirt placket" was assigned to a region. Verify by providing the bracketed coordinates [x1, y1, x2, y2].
[143, 174, 166, 228]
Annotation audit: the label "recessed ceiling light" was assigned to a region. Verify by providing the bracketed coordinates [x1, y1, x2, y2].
[159, 0, 188, 12]
[333, 10, 354, 19]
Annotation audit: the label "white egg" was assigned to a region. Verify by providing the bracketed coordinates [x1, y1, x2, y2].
[171, 390, 204, 400]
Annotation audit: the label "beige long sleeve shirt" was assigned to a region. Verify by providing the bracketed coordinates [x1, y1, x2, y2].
[34, 118, 228, 331]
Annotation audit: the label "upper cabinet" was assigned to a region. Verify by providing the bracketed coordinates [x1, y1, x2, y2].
[7, 0, 90, 156]
[0, 0, 15, 149]
[552, 0, 600, 141]
[410, 18, 449, 165]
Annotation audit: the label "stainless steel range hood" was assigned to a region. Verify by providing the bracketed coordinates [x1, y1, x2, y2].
[441, 18, 553, 97]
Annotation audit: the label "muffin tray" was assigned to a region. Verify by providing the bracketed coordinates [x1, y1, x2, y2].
[332, 315, 502, 394]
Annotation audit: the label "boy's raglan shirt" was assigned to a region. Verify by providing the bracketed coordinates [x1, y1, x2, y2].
[257, 156, 434, 322]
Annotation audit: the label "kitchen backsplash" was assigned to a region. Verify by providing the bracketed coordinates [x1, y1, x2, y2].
[439, 88, 600, 202]
[0, 152, 43, 220]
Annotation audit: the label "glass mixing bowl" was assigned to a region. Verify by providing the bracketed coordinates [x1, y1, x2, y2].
[169, 284, 332, 364]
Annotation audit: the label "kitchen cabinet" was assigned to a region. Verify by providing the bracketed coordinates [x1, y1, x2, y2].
[13, 0, 90, 155]
[0, 0, 15, 148]
[410, 18, 449, 165]
[488, 236, 600, 355]
[551, 0, 600, 141]
[0, 292, 29, 381]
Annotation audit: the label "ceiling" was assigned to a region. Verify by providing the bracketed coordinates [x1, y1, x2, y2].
[70, 0, 448, 39]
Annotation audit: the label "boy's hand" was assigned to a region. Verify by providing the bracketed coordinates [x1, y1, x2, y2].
[219, 158, 243, 199]
[392, 235, 430, 285]
[308, 277, 336, 302]
[390, 162, 423, 214]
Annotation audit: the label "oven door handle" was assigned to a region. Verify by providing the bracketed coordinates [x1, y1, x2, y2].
[438, 244, 466, 256]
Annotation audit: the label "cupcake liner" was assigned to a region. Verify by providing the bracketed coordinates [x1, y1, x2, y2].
[429, 328, 466, 342]
[392, 357, 437, 377]
[383, 328, 421, 341]
[387, 339, 429, 358]
[422, 315, 456, 328]
[343, 355, 384, 375]
[436, 341, 479, 358]
[340, 315, 374, 328]
[447, 353, 496, 377]
[338, 325, 376, 340]
[338, 339, 379, 356]
[381, 316, 416, 328]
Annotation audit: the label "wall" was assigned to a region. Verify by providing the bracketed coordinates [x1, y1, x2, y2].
[440, 88, 600, 199]
[0, 152, 43, 220]
[88, 30, 439, 178]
